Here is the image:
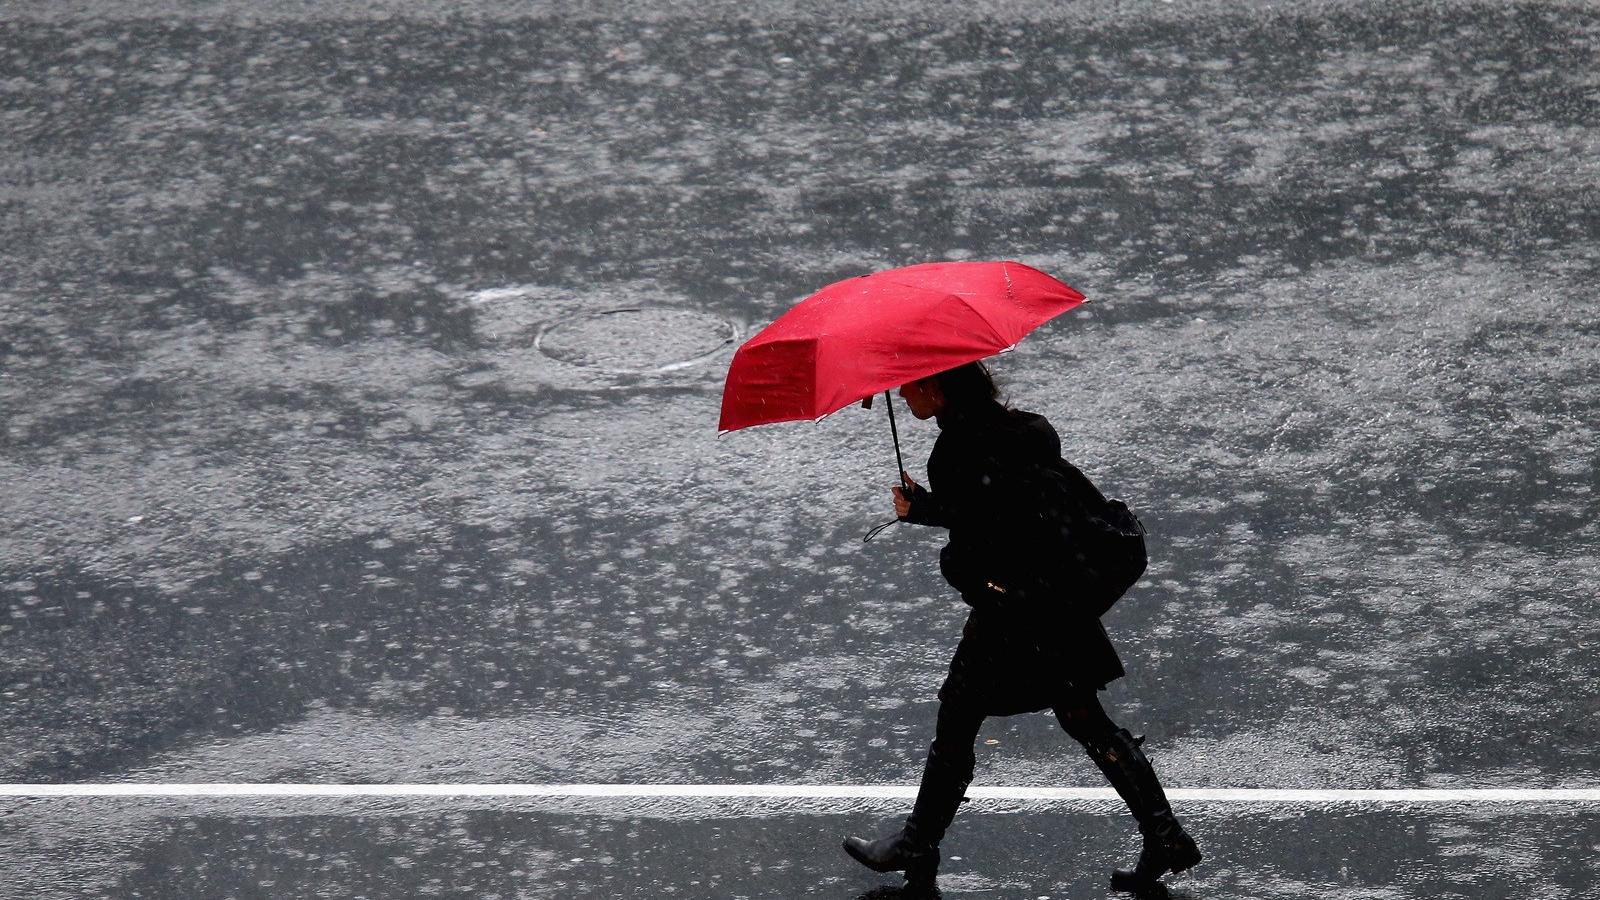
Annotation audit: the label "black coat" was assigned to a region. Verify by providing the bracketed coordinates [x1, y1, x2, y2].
[904, 400, 1126, 715]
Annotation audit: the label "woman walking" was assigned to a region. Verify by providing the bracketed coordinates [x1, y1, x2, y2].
[842, 361, 1201, 898]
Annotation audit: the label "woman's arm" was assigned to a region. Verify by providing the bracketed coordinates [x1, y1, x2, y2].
[897, 477, 953, 527]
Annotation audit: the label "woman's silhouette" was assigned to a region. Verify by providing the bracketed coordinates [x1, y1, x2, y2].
[842, 362, 1201, 898]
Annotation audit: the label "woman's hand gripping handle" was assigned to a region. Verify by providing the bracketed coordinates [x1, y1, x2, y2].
[893, 472, 923, 519]
[865, 472, 923, 543]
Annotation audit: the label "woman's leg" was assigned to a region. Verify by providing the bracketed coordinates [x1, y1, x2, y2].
[844, 699, 985, 889]
[911, 698, 985, 842]
[1054, 690, 1201, 895]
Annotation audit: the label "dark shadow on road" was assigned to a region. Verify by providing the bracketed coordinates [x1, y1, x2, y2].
[849, 885, 939, 900]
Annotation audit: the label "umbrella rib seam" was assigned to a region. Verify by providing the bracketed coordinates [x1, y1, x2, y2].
[811, 336, 826, 421]
[950, 291, 1011, 352]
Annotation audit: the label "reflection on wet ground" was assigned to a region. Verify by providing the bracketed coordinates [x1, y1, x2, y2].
[1, 4, 1597, 894]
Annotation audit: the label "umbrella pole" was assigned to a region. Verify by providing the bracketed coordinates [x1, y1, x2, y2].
[884, 390, 906, 483]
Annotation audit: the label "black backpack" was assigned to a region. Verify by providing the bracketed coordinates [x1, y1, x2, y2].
[991, 456, 1148, 618]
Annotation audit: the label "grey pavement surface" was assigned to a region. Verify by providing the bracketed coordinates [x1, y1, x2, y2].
[2, 0, 1598, 897]
[7, 796, 1600, 899]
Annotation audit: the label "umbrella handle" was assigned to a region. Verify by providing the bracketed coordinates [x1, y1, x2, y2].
[884, 390, 907, 485]
[865, 391, 909, 544]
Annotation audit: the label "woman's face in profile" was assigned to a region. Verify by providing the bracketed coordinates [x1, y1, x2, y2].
[899, 377, 945, 420]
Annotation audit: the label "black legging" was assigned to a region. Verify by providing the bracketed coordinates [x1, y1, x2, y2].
[926, 688, 1121, 787]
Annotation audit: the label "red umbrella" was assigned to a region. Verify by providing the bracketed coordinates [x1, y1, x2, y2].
[718, 260, 1085, 471]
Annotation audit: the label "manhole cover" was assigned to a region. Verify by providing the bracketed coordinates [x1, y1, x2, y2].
[536, 307, 737, 373]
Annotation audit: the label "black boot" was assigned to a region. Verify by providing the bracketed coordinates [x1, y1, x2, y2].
[1107, 812, 1203, 897]
[844, 750, 969, 892]
[1085, 729, 1202, 896]
[842, 829, 940, 892]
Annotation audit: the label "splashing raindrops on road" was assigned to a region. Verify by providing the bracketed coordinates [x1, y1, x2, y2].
[1, 2, 1598, 897]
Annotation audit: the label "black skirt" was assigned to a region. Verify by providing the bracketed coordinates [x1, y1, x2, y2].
[937, 605, 1126, 716]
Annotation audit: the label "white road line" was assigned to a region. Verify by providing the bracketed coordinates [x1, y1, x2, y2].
[2, 784, 1598, 802]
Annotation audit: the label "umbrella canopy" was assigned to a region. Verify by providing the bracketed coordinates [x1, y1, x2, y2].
[718, 260, 1085, 434]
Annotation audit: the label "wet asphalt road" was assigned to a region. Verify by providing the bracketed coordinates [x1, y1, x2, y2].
[2, 0, 1598, 896]
[8, 796, 1600, 899]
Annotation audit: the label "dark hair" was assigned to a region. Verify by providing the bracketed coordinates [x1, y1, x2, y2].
[935, 361, 1003, 411]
